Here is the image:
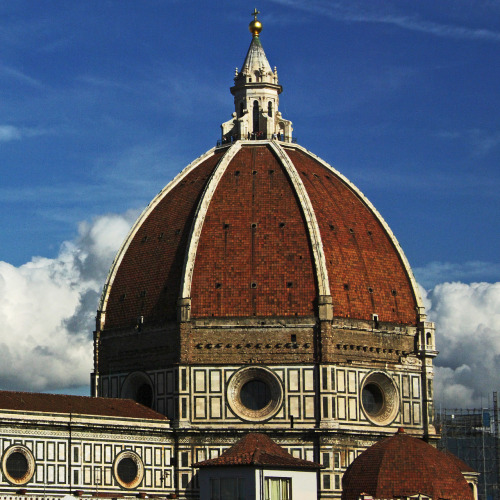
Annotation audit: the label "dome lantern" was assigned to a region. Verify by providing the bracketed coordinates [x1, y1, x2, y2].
[221, 9, 293, 142]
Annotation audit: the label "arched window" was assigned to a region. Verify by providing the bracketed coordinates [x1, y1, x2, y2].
[268, 101, 273, 117]
[253, 101, 260, 133]
[121, 372, 154, 408]
[278, 122, 285, 140]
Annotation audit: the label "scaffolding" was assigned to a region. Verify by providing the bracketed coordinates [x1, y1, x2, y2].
[436, 392, 500, 500]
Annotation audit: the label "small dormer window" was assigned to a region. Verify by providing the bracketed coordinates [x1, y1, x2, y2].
[268, 101, 273, 117]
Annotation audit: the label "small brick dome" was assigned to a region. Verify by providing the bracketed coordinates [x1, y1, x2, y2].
[341, 428, 474, 500]
[98, 141, 421, 331]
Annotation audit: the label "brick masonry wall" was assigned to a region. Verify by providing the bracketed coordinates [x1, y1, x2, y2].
[182, 323, 316, 365]
[98, 323, 180, 373]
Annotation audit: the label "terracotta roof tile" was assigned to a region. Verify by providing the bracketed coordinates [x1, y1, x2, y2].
[102, 143, 419, 329]
[442, 449, 477, 474]
[194, 433, 322, 469]
[104, 150, 224, 329]
[341, 428, 474, 500]
[0, 390, 168, 420]
[286, 147, 418, 325]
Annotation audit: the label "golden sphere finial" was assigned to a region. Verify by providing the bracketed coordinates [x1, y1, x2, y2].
[249, 8, 262, 37]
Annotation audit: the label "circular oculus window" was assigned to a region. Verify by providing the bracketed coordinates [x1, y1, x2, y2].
[113, 451, 144, 489]
[361, 372, 399, 426]
[227, 367, 283, 421]
[1, 446, 35, 485]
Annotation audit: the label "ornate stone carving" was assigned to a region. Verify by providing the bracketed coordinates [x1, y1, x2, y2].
[226, 367, 283, 421]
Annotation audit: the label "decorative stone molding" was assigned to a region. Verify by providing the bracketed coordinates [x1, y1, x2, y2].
[180, 142, 242, 302]
[226, 367, 283, 421]
[177, 297, 192, 323]
[1, 445, 35, 485]
[318, 295, 334, 321]
[360, 371, 399, 426]
[113, 450, 144, 489]
[269, 141, 332, 304]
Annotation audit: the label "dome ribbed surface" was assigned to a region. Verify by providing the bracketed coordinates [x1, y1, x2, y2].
[285, 147, 417, 324]
[190, 146, 317, 317]
[103, 150, 224, 329]
[341, 430, 474, 500]
[101, 142, 419, 330]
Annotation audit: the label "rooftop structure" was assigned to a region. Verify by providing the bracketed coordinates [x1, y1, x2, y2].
[341, 428, 476, 500]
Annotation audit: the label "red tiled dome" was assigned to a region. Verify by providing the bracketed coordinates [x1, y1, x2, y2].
[99, 142, 421, 331]
[341, 429, 474, 500]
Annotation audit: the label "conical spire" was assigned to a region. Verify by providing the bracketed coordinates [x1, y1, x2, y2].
[240, 9, 273, 81]
[240, 35, 273, 80]
[220, 10, 293, 143]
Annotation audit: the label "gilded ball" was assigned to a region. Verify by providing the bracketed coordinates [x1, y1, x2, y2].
[249, 19, 262, 36]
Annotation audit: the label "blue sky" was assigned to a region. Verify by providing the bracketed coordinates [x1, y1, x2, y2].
[0, 1, 499, 406]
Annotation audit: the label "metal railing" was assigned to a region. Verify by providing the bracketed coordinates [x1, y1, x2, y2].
[216, 135, 297, 147]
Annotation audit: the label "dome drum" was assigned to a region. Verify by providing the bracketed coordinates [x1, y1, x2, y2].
[181, 320, 317, 366]
[322, 326, 417, 366]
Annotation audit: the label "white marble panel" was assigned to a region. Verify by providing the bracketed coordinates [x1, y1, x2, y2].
[210, 370, 221, 392]
[412, 376, 420, 398]
[337, 370, 346, 393]
[289, 395, 300, 419]
[413, 402, 421, 424]
[48, 442, 55, 461]
[303, 396, 314, 419]
[289, 369, 300, 391]
[303, 369, 314, 391]
[210, 397, 221, 419]
[348, 371, 357, 394]
[194, 370, 206, 392]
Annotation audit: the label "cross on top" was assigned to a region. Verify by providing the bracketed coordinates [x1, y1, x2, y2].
[251, 8, 260, 20]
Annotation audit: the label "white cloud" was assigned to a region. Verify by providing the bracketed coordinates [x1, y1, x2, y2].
[0, 125, 21, 142]
[0, 211, 137, 392]
[268, 0, 500, 42]
[469, 129, 500, 157]
[434, 128, 500, 157]
[425, 281, 500, 408]
[0, 64, 44, 88]
[0, 124, 51, 142]
[414, 261, 500, 288]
